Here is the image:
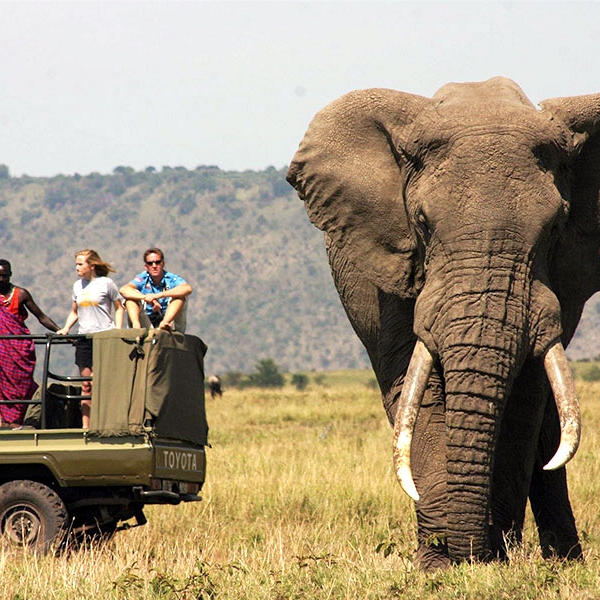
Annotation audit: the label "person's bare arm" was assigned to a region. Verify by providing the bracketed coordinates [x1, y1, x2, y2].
[19, 288, 60, 332]
[57, 302, 79, 335]
[143, 283, 193, 305]
[113, 300, 125, 329]
[119, 282, 144, 301]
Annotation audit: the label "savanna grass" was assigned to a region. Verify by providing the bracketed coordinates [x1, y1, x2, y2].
[2, 378, 600, 598]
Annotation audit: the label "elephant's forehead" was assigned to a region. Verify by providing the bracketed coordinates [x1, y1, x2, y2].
[427, 99, 539, 128]
[412, 101, 557, 148]
[408, 78, 571, 149]
[432, 77, 535, 109]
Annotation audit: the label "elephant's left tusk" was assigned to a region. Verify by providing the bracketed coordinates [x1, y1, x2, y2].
[393, 340, 434, 502]
[543, 341, 581, 471]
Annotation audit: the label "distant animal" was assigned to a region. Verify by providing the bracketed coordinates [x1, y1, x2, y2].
[207, 375, 223, 399]
[287, 77, 600, 570]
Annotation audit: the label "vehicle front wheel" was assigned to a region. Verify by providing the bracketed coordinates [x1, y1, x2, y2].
[0, 480, 68, 553]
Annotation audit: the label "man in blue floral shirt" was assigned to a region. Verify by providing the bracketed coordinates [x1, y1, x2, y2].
[120, 247, 192, 331]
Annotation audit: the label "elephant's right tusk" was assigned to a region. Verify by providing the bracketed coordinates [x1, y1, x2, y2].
[543, 341, 581, 471]
[393, 340, 434, 502]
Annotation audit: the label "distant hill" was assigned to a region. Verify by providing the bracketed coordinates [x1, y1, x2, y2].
[1, 164, 598, 377]
[0, 165, 369, 376]
[565, 297, 600, 361]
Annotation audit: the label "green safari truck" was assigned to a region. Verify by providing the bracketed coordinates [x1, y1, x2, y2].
[0, 328, 209, 552]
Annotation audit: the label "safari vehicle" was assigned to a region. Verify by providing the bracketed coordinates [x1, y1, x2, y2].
[0, 329, 208, 552]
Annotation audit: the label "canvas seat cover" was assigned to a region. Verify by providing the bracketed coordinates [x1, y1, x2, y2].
[90, 328, 208, 446]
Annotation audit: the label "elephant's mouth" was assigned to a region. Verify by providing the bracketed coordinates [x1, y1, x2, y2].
[392, 339, 581, 502]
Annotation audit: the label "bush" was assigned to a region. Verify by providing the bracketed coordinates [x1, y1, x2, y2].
[291, 373, 309, 390]
[247, 359, 284, 388]
[178, 194, 197, 216]
[313, 374, 326, 386]
[581, 365, 600, 382]
[221, 371, 245, 388]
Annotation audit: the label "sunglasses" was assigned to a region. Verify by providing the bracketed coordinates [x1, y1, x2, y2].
[145, 260, 163, 266]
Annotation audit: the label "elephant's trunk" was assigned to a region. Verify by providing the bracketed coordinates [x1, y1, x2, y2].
[394, 236, 580, 563]
[442, 339, 516, 560]
[443, 337, 579, 561]
[393, 340, 581, 506]
[420, 242, 530, 561]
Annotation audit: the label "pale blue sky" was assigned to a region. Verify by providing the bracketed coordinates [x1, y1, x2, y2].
[2, 1, 599, 177]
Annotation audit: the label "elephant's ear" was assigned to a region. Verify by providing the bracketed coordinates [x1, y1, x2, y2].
[287, 89, 430, 297]
[540, 94, 600, 310]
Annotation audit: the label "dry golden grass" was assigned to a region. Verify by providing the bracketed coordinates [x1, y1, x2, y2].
[2, 378, 600, 598]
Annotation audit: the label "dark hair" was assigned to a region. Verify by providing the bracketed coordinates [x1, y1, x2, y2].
[0, 259, 12, 274]
[75, 249, 116, 278]
[143, 247, 165, 262]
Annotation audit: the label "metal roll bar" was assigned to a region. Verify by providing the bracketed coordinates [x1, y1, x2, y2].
[0, 333, 92, 429]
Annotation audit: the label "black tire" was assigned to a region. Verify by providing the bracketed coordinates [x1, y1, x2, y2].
[0, 480, 68, 553]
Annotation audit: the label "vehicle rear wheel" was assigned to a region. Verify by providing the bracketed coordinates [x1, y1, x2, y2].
[0, 480, 68, 553]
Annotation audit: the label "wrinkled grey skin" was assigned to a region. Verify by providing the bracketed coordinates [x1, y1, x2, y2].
[287, 78, 600, 570]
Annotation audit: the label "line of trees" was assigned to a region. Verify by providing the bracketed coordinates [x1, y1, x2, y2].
[217, 359, 315, 390]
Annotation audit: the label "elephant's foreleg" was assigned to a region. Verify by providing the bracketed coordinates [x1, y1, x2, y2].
[529, 396, 583, 560]
[410, 379, 450, 570]
[529, 466, 582, 559]
[489, 362, 548, 558]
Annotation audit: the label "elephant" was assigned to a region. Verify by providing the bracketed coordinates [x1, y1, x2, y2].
[287, 77, 600, 570]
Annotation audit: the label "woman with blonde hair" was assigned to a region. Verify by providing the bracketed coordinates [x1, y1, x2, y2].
[57, 249, 124, 427]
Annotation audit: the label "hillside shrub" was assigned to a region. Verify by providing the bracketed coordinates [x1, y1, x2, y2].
[220, 371, 245, 388]
[291, 373, 309, 390]
[247, 359, 285, 388]
[581, 364, 600, 382]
